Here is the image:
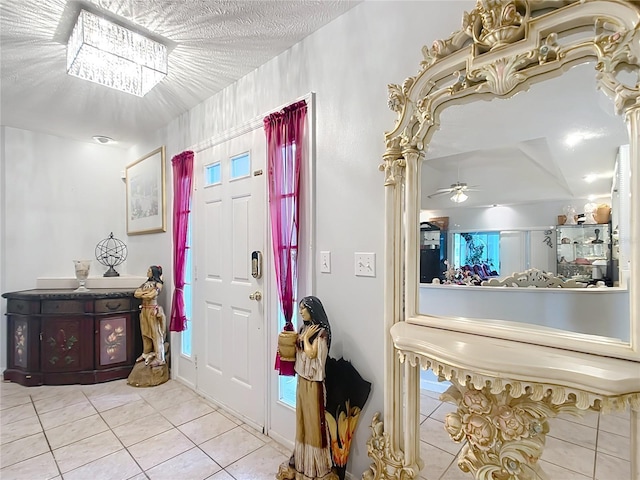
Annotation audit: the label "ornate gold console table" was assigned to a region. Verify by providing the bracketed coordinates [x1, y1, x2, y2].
[385, 323, 640, 480]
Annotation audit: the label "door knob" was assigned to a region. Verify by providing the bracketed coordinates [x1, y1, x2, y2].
[249, 291, 262, 301]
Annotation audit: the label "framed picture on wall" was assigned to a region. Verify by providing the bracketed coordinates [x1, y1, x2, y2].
[125, 146, 166, 235]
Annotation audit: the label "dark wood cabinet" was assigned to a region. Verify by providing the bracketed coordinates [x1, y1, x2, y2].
[3, 289, 141, 386]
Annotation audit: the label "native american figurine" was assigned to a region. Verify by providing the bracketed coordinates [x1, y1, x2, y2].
[277, 296, 371, 480]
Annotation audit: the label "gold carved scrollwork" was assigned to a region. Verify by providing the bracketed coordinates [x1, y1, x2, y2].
[380, 137, 406, 187]
[468, 52, 533, 96]
[441, 382, 586, 480]
[472, 0, 530, 53]
[362, 413, 418, 480]
[420, 8, 475, 69]
[451, 71, 469, 93]
[387, 84, 405, 113]
[387, 77, 415, 115]
[594, 20, 640, 115]
[420, 0, 535, 68]
[537, 33, 559, 64]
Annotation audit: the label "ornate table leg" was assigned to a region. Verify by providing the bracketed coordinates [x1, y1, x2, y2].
[441, 380, 588, 480]
[362, 413, 420, 480]
[632, 409, 640, 480]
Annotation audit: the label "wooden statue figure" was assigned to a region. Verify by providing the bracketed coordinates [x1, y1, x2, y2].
[277, 295, 338, 480]
[276, 296, 372, 480]
[127, 265, 168, 387]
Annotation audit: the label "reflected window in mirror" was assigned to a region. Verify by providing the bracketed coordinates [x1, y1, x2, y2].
[452, 231, 500, 276]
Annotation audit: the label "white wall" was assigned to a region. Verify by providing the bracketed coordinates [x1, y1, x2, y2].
[0, 2, 479, 476]
[1, 127, 131, 286]
[419, 285, 630, 341]
[421, 199, 590, 231]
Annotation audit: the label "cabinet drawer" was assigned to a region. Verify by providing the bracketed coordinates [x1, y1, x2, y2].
[95, 298, 131, 313]
[42, 300, 85, 314]
[7, 299, 39, 315]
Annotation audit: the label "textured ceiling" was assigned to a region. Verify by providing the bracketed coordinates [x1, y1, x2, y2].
[0, 0, 358, 148]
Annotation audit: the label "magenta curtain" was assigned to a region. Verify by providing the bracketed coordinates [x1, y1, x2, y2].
[169, 150, 195, 332]
[264, 100, 307, 375]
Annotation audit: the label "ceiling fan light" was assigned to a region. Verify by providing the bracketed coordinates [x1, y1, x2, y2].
[451, 191, 468, 203]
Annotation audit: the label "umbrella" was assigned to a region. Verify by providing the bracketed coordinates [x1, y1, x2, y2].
[324, 357, 372, 480]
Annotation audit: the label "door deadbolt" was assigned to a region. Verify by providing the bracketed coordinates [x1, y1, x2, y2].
[251, 251, 262, 279]
[249, 291, 262, 301]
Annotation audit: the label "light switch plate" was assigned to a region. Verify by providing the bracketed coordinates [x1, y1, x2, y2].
[320, 251, 331, 273]
[355, 252, 376, 277]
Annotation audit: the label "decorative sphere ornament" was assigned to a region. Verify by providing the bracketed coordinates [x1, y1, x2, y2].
[95, 232, 128, 277]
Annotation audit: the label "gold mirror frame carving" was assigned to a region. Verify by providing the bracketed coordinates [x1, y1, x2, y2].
[381, 0, 640, 361]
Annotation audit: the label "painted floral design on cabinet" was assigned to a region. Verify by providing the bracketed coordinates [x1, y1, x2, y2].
[46, 329, 78, 366]
[13, 320, 27, 368]
[100, 316, 127, 365]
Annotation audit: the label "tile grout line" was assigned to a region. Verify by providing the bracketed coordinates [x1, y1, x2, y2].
[592, 410, 602, 480]
[32, 392, 64, 480]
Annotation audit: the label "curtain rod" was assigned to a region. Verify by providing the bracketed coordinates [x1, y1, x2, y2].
[187, 92, 314, 154]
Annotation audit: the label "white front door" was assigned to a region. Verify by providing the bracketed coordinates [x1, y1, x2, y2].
[193, 127, 266, 428]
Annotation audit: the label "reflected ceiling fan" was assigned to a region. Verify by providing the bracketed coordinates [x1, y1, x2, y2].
[427, 181, 480, 203]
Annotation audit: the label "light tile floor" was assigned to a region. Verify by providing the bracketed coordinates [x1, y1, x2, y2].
[0, 379, 631, 480]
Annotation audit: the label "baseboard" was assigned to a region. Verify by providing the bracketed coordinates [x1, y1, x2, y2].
[420, 368, 451, 394]
[267, 430, 293, 451]
[420, 376, 451, 394]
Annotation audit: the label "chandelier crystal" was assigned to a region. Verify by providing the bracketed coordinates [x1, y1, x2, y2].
[67, 9, 168, 97]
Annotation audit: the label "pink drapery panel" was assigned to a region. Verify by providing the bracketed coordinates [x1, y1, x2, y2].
[264, 100, 307, 376]
[169, 150, 194, 332]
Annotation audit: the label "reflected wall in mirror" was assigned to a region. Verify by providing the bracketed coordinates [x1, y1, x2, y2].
[381, 0, 640, 360]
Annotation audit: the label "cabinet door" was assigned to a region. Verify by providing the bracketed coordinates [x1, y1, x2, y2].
[8, 315, 40, 371]
[95, 314, 132, 368]
[41, 317, 93, 372]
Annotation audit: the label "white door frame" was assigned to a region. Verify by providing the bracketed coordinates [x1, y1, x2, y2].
[173, 92, 315, 442]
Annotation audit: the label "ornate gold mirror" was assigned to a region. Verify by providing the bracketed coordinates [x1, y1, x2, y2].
[383, 0, 640, 361]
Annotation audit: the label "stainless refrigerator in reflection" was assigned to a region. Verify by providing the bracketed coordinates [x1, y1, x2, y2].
[420, 222, 447, 283]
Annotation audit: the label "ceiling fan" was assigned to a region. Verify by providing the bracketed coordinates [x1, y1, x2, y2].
[427, 181, 480, 203]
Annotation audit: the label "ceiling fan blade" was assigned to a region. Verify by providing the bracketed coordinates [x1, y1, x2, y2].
[456, 184, 480, 192]
[427, 190, 452, 198]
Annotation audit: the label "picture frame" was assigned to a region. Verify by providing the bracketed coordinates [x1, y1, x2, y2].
[125, 146, 166, 235]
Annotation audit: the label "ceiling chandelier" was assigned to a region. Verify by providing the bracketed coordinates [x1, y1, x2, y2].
[67, 9, 168, 97]
[450, 190, 469, 203]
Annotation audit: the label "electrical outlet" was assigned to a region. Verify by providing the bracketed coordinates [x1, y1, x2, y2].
[355, 252, 376, 277]
[320, 251, 331, 273]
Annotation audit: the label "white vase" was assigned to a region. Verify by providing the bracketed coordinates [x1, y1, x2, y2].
[73, 260, 91, 292]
